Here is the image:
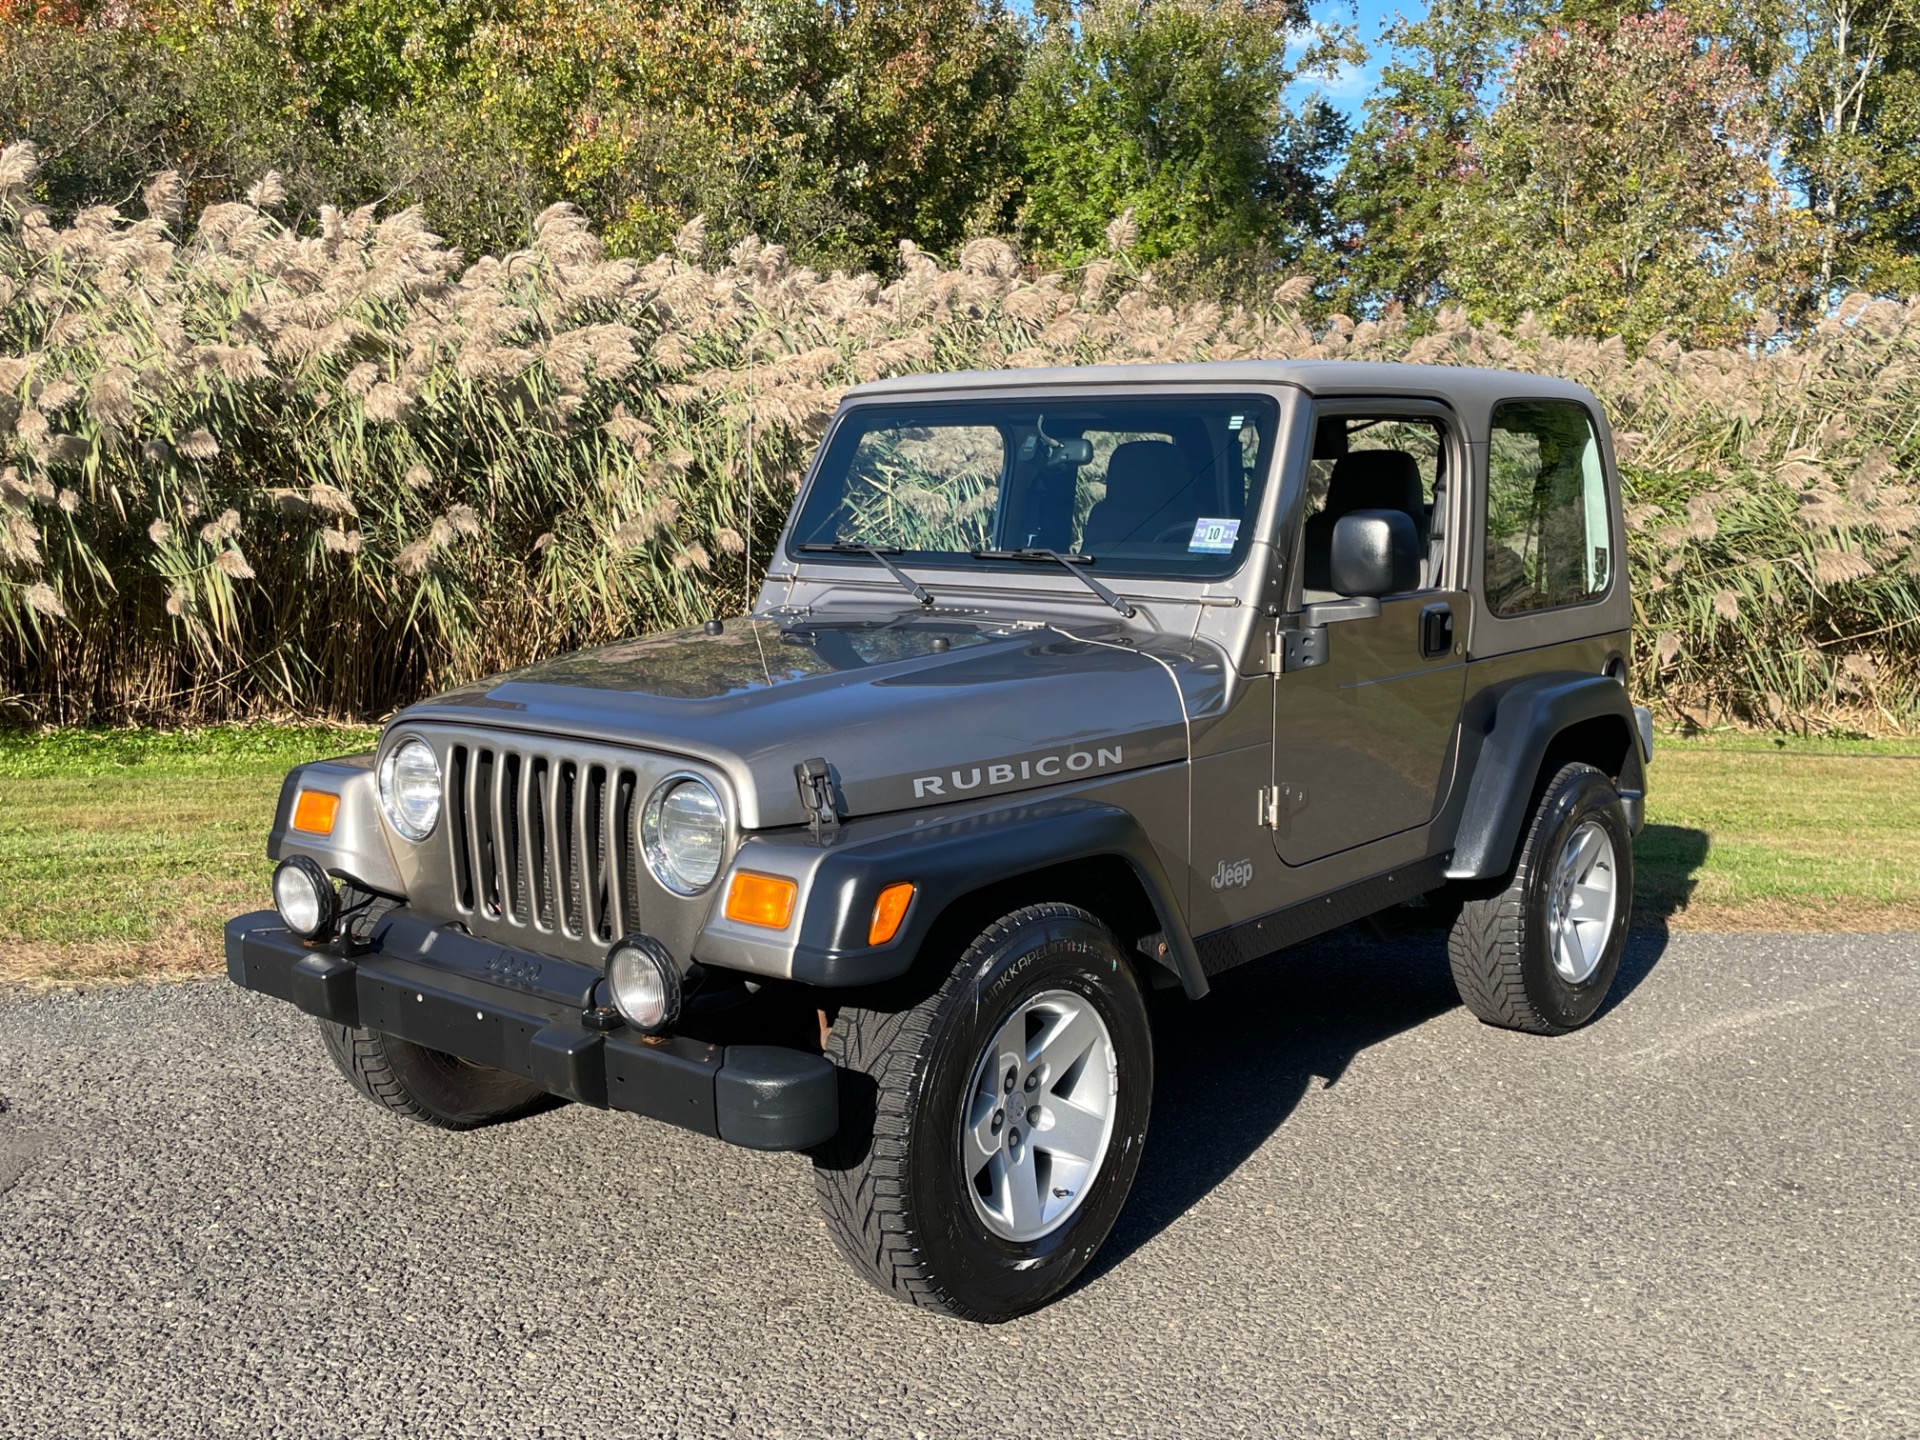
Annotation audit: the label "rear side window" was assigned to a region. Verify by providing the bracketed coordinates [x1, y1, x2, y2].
[1484, 400, 1612, 615]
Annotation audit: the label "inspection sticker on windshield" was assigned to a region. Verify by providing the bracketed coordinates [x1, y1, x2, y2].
[1188, 518, 1240, 554]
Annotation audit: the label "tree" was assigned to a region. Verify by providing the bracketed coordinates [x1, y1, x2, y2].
[1332, 0, 1540, 313]
[1009, 0, 1352, 269]
[1441, 12, 1810, 345]
[1616, 0, 1920, 306]
[1775, 0, 1920, 300]
[814, 0, 1029, 258]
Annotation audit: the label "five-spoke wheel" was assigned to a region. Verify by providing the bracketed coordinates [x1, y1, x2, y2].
[1448, 762, 1634, 1034]
[961, 989, 1117, 1243]
[812, 904, 1152, 1322]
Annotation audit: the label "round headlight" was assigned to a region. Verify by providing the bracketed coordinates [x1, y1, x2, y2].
[273, 855, 338, 941]
[378, 737, 442, 841]
[642, 776, 726, 894]
[606, 936, 682, 1032]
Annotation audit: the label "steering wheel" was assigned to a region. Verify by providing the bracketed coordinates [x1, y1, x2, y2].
[1150, 522, 1196, 545]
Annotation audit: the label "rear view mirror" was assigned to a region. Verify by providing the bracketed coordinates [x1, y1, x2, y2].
[1046, 437, 1093, 468]
[1330, 509, 1419, 598]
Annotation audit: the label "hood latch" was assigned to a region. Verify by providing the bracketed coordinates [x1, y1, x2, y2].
[794, 757, 842, 843]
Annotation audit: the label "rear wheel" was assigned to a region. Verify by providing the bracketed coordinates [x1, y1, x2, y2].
[318, 1022, 549, 1129]
[1447, 762, 1633, 1034]
[812, 903, 1152, 1322]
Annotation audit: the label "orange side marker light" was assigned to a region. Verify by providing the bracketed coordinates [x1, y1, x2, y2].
[868, 882, 915, 947]
[725, 872, 798, 930]
[291, 790, 340, 836]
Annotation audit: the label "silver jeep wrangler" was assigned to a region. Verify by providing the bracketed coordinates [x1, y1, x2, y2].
[229, 361, 1652, 1321]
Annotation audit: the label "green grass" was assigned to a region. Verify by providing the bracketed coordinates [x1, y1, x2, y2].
[1635, 731, 1920, 930]
[0, 725, 377, 982]
[0, 724, 1914, 984]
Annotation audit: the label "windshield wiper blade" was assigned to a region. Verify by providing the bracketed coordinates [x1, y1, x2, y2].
[797, 542, 935, 607]
[969, 547, 1135, 618]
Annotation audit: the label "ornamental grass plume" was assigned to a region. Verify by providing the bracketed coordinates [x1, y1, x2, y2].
[0, 141, 1917, 728]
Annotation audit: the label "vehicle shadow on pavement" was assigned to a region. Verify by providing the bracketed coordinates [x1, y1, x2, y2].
[1079, 914, 1681, 1289]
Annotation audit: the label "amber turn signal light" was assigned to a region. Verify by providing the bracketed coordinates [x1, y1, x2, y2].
[725, 871, 797, 930]
[868, 882, 915, 946]
[291, 789, 340, 836]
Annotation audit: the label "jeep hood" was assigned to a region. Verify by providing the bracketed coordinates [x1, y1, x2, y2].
[399, 616, 1224, 828]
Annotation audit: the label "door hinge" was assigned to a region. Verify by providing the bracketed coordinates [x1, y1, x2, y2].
[794, 756, 841, 843]
[1257, 783, 1306, 835]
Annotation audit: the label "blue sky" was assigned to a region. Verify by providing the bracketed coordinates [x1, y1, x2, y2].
[1286, 0, 1408, 123]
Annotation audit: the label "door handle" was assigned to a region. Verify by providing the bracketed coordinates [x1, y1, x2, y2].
[1419, 602, 1454, 658]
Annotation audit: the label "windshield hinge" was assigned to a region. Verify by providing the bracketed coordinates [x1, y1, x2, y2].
[795, 757, 842, 843]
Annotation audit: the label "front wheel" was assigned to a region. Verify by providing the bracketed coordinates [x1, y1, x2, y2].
[812, 904, 1152, 1322]
[1447, 761, 1633, 1034]
[319, 1022, 550, 1129]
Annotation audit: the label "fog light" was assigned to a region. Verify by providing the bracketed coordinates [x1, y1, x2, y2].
[606, 936, 682, 1033]
[273, 855, 338, 941]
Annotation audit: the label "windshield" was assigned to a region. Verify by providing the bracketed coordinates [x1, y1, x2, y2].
[787, 394, 1281, 580]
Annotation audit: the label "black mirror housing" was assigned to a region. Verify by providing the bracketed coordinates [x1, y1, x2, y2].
[1329, 509, 1420, 598]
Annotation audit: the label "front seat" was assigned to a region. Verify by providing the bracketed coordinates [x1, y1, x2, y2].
[1302, 450, 1428, 592]
[1082, 440, 1203, 549]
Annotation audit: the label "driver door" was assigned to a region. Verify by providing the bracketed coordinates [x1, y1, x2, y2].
[1270, 407, 1468, 866]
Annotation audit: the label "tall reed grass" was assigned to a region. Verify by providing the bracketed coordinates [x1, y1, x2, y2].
[2, 145, 1917, 729]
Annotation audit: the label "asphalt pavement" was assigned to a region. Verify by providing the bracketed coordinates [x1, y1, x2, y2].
[2, 930, 1915, 1440]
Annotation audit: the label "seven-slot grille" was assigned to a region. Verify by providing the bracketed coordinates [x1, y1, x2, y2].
[446, 740, 646, 946]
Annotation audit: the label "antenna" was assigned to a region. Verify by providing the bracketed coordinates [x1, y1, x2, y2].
[744, 334, 756, 617]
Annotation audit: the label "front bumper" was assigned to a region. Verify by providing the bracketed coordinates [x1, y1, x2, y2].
[225, 911, 838, 1151]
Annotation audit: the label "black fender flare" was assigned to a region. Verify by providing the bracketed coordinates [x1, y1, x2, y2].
[786, 797, 1207, 998]
[1445, 672, 1644, 882]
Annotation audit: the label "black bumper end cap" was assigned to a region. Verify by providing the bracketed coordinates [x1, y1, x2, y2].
[529, 1022, 609, 1109]
[715, 1045, 838, 1151]
[289, 950, 360, 1027]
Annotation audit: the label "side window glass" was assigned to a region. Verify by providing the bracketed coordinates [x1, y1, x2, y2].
[1484, 401, 1611, 615]
[1304, 418, 1442, 519]
[1301, 414, 1447, 596]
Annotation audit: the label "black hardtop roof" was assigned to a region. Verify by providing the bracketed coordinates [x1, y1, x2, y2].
[844, 359, 1600, 412]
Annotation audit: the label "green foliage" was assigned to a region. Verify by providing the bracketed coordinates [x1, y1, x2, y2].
[0, 0, 1032, 270]
[0, 721, 376, 776]
[1442, 13, 1811, 346]
[816, 0, 1029, 256]
[1332, 0, 1539, 312]
[1010, 0, 1350, 266]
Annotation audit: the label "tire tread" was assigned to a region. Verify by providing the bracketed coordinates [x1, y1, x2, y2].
[318, 1021, 544, 1129]
[1447, 762, 1604, 1036]
[811, 903, 1105, 1321]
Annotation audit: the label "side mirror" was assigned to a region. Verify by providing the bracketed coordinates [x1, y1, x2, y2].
[1330, 509, 1420, 598]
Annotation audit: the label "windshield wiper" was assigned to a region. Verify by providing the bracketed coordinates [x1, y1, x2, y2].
[797, 543, 935, 607]
[969, 547, 1135, 618]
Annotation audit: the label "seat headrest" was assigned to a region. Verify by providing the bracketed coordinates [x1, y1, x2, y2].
[1325, 450, 1422, 520]
[1083, 440, 1193, 545]
[1105, 440, 1188, 503]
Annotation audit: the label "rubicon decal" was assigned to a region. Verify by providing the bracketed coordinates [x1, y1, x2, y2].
[912, 746, 1125, 798]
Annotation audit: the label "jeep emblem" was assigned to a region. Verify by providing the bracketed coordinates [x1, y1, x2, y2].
[1210, 858, 1254, 890]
